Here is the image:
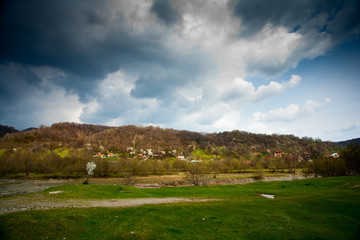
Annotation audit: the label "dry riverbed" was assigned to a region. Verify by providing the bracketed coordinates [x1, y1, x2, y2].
[0, 173, 310, 214]
[0, 173, 309, 196]
[0, 179, 75, 196]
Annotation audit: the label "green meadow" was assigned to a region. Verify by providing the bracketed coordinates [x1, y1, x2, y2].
[0, 176, 359, 239]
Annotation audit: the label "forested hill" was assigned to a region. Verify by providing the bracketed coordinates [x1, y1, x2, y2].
[0, 122, 340, 158]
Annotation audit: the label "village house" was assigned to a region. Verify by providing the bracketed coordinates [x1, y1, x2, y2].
[274, 151, 282, 157]
[190, 159, 201, 163]
[302, 152, 310, 161]
[137, 154, 146, 159]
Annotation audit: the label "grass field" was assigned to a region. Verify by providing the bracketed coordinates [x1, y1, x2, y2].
[0, 176, 359, 239]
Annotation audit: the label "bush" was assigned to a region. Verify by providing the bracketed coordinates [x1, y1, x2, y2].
[186, 163, 210, 186]
[308, 158, 347, 177]
[341, 142, 360, 175]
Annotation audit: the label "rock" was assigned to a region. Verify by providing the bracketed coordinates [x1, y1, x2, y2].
[260, 193, 275, 199]
[49, 191, 63, 194]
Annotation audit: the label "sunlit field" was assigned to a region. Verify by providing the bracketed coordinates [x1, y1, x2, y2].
[1, 176, 359, 239]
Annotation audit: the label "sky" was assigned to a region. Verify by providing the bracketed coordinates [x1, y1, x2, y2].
[0, 0, 360, 141]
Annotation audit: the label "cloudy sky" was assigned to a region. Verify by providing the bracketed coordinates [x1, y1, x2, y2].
[1, 0, 360, 141]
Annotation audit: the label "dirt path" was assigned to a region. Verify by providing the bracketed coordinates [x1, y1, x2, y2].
[0, 196, 219, 215]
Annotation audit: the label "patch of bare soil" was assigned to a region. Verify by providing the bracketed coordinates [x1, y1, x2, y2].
[0, 196, 219, 215]
[0, 179, 75, 196]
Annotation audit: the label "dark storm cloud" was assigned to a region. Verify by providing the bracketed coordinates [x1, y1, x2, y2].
[2, 0, 357, 102]
[326, 0, 360, 42]
[232, 0, 359, 38]
[130, 46, 213, 101]
[131, 75, 175, 99]
[151, 0, 178, 26]
[232, 0, 331, 37]
[0, 64, 42, 103]
[1, 0, 107, 75]
[0, 0, 219, 129]
[0, 0, 115, 100]
[0, 0, 193, 101]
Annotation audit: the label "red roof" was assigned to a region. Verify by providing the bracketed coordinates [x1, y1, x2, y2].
[264, 155, 273, 160]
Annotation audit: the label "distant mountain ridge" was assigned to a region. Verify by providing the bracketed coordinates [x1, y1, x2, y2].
[0, 124, 19, 138]
[0, 125, 39, 138]
[22, 127, 38, 132]
[337, 138, 360, 146]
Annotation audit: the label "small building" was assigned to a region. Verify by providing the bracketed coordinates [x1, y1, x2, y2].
[302, 152, 310, 161]
[190, 159, 201, 163]
[274, 151, 282, 157]
[176, 156, 186, 160]
[137, 154, 146, 159]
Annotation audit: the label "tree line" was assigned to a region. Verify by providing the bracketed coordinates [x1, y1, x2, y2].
[1, 143, 358, 179]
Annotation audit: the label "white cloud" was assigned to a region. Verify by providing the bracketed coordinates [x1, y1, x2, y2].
[167, 101, 243, 133]
[99, 70, 136, 95]
[170, 3, 335, 82]
[176, 83, 203, 102]
[80, 69, 166, 125]
[105, 117, 124, 127]
[256, 75, 301, 97]
[342, 123, 360, 132]
[248, 122, 270, 134]
[246, 98, 334, 138]
[251, 98, 331, 123]
[211, 110, 241, 131]
[253, 104, 301, 122]
[222, 74, 301, 105]
[303, 100, 321, 113]
[28, 87, 85, 125]
[78, 70, 303, 131]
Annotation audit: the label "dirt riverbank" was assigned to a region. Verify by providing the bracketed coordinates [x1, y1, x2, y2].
[0, 173, 310, 196]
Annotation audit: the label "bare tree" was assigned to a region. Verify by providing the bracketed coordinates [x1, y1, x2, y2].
[186, 163, 210, 186]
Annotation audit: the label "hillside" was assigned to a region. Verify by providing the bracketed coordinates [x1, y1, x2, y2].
[0, 122, 353, 178]
[0, 122, 340, 157]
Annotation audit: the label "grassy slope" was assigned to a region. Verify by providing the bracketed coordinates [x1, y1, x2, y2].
[0, 176, 359, 239]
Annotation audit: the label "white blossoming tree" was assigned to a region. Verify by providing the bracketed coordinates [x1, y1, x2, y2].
[83, 161, 96, 184]
[86, 161, 96, 175]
